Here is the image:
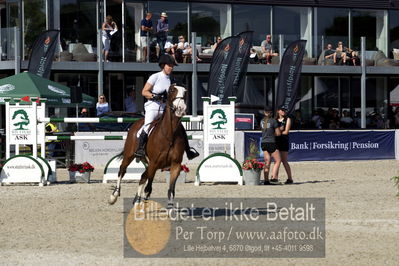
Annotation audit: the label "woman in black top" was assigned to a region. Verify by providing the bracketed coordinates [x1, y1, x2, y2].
[276, 106, 293, 184]
[261, 106, 282, 185]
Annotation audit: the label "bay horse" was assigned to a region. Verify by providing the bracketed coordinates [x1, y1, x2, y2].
[108, 84, 187, 208]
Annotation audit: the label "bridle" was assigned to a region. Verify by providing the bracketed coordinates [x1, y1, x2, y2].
[160, 88, 185, 144]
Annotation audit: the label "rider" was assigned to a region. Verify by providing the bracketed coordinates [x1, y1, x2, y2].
[134, 54, 199, 160]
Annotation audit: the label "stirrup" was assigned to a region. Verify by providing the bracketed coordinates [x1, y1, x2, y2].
[134, 151, 145, 162]
[187, 147, 199, 160]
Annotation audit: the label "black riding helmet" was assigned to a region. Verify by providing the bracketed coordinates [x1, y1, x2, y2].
[158, 54, 178, 68]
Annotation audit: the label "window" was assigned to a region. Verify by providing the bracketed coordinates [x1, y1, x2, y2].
[351, 77, 387, 128]
[352, 10, 387, 54]
[0, 1, 19, 60]
[233, 4, 271, 46]
[389, 10, 399, 59]
[149, 1, 188, 44]
[295, 76, 313, 129]
[124, 1, 145, 62]
[315, 8, 349, 57]
[60, 0, 97, 53]
[274, 6, 311, 55]
[23, 0, 46, 59]
[191, 3, 231, 46]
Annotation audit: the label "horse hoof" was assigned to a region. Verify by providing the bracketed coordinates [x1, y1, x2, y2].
[108, 194, 118, 205]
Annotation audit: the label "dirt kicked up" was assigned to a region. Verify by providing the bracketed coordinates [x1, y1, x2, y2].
[0, 160, 398, 265]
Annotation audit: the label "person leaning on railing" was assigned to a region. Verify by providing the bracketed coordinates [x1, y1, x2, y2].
[45, 121, 61, 157]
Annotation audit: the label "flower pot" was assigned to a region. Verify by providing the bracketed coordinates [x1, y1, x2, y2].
[165, 171, 187, 185]
[69, 171, 91, 183]
[243, 169, 261, 185]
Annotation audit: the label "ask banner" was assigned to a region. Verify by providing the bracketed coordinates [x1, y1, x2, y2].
[28, 30, 60, 79]
[276, 40, 307, 114]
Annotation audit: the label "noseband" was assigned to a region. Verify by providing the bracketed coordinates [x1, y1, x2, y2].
[169, 96, 185, 113]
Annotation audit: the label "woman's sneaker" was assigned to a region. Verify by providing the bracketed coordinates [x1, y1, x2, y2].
[270, 179, 282, 185]
[285, 179, 294, 184]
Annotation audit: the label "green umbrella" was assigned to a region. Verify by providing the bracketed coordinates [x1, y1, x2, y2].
[0, 72, 95, 107]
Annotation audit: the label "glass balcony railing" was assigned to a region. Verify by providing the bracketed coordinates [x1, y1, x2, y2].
[0, 27, 16, 61]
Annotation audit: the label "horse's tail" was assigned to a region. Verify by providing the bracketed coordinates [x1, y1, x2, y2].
[116, 151, 124, 159]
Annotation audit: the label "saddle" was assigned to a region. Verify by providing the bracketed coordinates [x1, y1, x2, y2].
[147, 117, 162, 137]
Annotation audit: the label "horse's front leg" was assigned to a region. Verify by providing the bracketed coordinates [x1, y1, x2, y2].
[109, 155, 134, 205]
[167, 163, 181, 209]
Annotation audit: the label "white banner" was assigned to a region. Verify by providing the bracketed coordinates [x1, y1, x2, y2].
[8, 105, 36, 145]
[203, 99, 235, 157]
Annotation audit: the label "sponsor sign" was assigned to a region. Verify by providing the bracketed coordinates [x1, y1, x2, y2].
[8, 106, 36, 145]
[0, 155, 44, 183]
[74, 132, 126, 167]
[208, 31, 253, 104]
[244, 131, 395, 161]
[276, 40, 307, 114]
[235, 113, 254, 130]
[103, 155, 145, 183]
[28, 30, 60, 79]
[0, 84, 16, 94]
[204, 105, 235, 156]
[196, 153, 243, 185]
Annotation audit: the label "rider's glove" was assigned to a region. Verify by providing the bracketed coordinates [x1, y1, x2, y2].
[152, 94, 163, 101]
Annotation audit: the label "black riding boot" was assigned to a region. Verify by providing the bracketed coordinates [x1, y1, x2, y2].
[181, 126, 199, 160]
[135, 131, 148, 160]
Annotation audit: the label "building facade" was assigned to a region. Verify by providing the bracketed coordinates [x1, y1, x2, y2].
[1, 0, 399, 130]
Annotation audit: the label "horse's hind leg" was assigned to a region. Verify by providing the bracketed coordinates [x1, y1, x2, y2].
[140, 164, 157, 202]
[144, 178, 153, 201]
[108, 155, 134, 205]
[167, 163, 181, 209]
[133, 170, 148, 206]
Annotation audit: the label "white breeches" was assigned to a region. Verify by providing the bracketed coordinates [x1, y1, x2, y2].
[137, 105, 164, 137]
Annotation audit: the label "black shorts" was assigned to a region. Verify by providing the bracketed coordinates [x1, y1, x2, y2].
[261, 142, 277, 154]
[276, 135, 289, 152]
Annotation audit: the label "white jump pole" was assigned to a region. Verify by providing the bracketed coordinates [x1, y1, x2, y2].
[31, 97, 38, 159]
[5, 98, 10, 159]
[13, 98, 20, 156]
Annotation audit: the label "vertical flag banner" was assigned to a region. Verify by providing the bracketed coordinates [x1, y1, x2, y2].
[276, 40, 307, 114]
[231, 31, 253, 97]
[208, 31, 253, 104]
[27, 30, 60, 79]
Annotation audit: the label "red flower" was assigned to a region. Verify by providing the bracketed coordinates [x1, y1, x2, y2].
[242, 157, 264, 171]
[181, 164, 190, 173]
[68, 162, 94, 173]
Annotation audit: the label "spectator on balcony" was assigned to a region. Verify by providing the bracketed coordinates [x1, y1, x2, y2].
[211, 36, 222, 52]
[345, 48, 359, 66]
[175, 35, 192, 63]
[164, 40, 177, 58]
[156, 12, 169, 55]
[324, 43, 335, 60]
[334, 41, 347, 65]
[140, 12, 153, 63]
[261, 35, 278, 64]
[96, 94, 110, 117]
[102, 15, 118, 62]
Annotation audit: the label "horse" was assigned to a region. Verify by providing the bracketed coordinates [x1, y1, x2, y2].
[108, 84, 187, 208]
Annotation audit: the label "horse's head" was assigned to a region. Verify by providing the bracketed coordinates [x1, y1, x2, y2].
[168, 84, 187, 117]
